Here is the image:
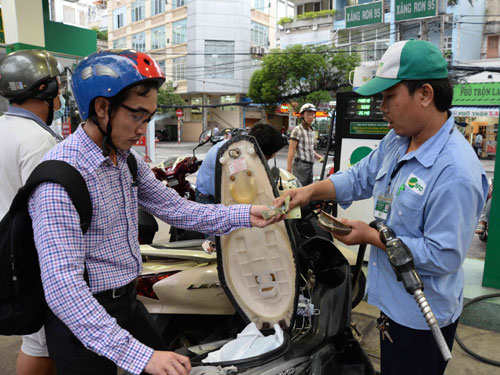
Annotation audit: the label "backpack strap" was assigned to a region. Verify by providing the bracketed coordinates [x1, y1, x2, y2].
[126, 153, 138, 187]
[10, 161, 92, 234]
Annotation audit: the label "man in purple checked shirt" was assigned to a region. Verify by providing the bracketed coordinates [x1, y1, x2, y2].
[28, 49, 283, 375]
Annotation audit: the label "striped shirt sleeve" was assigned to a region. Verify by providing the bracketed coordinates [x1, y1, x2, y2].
[136, 155, 252, 234]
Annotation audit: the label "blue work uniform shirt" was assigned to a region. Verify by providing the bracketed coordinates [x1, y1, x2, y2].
[331, 115, 488, 329]
[196, 139, 228, 197]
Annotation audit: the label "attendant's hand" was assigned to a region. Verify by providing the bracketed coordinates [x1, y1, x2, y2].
[250, 205, 285, 227]
[273, 187, 312, 213]
[330, 218, 382, 249]
[144, 351, 191, 375]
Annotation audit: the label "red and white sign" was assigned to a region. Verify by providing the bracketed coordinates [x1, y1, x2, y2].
[135, 136, 146, 146]
[176, 108, 183, 118]
[62, 121, 72, 139]
[292, 111, 329, 118]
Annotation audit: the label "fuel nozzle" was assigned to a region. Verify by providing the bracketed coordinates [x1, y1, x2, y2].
[369, 220, 423, 294]
[369, 220, 452, 362]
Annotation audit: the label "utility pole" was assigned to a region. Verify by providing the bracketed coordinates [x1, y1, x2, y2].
[419, 19, 429, 41]
[390, 0, 396, 45]
[439, 14, 445, 52]
[202, 94, 207, 132]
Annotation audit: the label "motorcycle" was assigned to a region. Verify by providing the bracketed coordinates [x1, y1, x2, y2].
[145, 133, 213, 242]
[183, 135, 373, 374]
[201, 127, 248, 145]
[138, 239, 242, 350]
[137, 136, 371, 375]
[150, 150, 204, 202]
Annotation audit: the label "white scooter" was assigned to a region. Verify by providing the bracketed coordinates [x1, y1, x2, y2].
[137, 137, 366, 350]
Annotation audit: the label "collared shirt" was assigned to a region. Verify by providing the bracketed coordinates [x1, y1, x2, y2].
[6, 105, 63, 141]
[0, 107, 57, 217]
[196, 139, 228, 197]
[290, 123, 315, 163]
[28, 126, 252, 375]
[331, 116, 488, 330]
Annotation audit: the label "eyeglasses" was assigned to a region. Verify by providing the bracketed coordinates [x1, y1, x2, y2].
[119, 103, 157, 124]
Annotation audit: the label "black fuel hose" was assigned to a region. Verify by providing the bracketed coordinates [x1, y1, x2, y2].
[455, 292, 500, 367]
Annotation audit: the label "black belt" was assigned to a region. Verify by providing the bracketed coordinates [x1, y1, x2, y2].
[294, 158, 314, 165]
[93, 279, 137, 300]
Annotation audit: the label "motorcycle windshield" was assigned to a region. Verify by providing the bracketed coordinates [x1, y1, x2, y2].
[215, 135, 298, 332]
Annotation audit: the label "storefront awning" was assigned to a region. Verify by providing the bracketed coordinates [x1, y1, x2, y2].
[451, 106, 500, 118]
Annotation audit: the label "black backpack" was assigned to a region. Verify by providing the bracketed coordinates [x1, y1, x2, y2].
[0, 155, 138, 335]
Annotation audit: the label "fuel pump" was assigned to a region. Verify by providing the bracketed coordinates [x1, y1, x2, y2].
[370, 220, 453, 362]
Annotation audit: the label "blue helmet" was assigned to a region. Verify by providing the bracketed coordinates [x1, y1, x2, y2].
[72, 49, 165, 120]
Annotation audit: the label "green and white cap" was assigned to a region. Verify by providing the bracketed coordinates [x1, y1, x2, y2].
[356, 39, 448, 96]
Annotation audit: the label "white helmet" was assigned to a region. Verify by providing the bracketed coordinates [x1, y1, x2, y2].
[300, 103, 317, 113]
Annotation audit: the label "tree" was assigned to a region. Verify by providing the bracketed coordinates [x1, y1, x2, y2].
[91, 27, 108, 41]
[248, 44, 360, 110]
[157, 83, 185, 115]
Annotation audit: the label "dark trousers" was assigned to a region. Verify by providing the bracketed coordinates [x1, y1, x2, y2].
[44, 281, 166, 375]
[380, 313, 459, 375]
[292, 159, 313, 186]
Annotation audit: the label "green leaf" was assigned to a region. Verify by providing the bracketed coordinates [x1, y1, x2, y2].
[247, 43, 359, 109]
[157, 82, 185, 114]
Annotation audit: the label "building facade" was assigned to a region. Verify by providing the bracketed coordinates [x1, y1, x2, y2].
[278, 0, 487, 67]
[0, 0, 98, 114]
[277, 0, 335, 48]
[108, 0, 279, 140]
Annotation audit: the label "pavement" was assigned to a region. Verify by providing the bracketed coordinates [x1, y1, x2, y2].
[0, 142, 498, 375]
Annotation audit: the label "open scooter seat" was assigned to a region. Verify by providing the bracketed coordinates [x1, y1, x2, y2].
[182, 135, 298, 370]
[187, 135, 374, 375]
[214, 135, 298, 331]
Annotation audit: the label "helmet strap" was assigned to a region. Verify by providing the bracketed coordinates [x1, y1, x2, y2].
[46, 99, 54, 126]
[100, 105, 117, 157]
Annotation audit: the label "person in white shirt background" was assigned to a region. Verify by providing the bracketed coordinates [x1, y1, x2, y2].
[0, 49, 65, 375]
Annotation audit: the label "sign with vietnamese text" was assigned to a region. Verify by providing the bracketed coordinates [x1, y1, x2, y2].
[345, 1, 383, 29]
[292, 111, 329, 117]
[451, 108, 499, 118]
[350, 122, 389, 135]
[453, 83, 500, 106]
[276, 104, 290, 113]
[395, 0, 437, 22]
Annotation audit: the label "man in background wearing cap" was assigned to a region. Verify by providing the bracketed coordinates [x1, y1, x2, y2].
[287, 103, 323, 186]
[276, 40, 487, 375]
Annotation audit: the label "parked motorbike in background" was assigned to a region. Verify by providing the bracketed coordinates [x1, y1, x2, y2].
[199, 127, 248, 145]
[150, 144, 206, 201]
[143, 133, 214, 242]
